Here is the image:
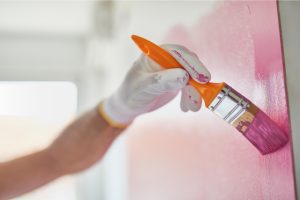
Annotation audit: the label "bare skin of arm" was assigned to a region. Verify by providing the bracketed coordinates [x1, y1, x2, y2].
[0, 106, 123, 199]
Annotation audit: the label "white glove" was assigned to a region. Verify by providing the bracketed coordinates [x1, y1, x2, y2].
[166, 44, 211, 112]
[99, 44, 211, 128]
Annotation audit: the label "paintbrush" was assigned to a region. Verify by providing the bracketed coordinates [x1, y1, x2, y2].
[131, 34, 289, 155]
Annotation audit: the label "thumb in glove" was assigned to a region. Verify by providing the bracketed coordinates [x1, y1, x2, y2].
[162, 44, 211, 112]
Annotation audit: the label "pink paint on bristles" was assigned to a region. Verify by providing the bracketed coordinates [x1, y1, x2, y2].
[206, 83, 288, 155]
[244, 110, 289, 155]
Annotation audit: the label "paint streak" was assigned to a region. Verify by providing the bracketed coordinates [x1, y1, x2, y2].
[171, 49, 209, 83]
[196, 73, 209, 83]
[128, 1, 295, 200]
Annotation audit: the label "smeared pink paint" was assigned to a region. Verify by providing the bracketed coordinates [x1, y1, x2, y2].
[128, 1, 295, 200]
[187, 86, 200, 106]
[196, 73, 209, 83]
[188, 94, 198, 105]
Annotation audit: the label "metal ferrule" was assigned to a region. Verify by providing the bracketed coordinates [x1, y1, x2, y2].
[208, 84, 250, 124]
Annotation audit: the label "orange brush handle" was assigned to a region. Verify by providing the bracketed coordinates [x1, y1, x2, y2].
[131, 35, 224, 107]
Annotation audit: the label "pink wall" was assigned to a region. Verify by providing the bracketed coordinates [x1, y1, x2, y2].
[127, 1, 296, 199]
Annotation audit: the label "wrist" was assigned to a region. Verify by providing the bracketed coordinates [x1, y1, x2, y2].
[100, 95, 137, 128]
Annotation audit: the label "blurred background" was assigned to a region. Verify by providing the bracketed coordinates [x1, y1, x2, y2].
[0, 1, 299, 200]
[0, 1, 215, 199]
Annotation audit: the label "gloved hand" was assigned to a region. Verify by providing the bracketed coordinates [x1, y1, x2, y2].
[99, 44, 211, 128]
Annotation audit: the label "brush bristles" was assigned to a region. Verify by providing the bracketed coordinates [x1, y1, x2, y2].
[241, 110, 289, 155]
[208, 83, 288, 155]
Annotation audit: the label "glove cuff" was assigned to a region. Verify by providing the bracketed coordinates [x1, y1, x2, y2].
[98, 94, 137, 128]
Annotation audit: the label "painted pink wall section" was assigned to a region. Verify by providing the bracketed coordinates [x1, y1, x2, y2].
[127, 1, 296, 199]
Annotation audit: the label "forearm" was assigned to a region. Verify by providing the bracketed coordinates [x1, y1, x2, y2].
[47, 106, 123, 175]
[0, 106, 123, 199]
[0, 150, 60, 199]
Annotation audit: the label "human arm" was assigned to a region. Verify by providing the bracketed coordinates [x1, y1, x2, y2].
[0, 44, 210, 199]
[0, 107, 122, 199]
